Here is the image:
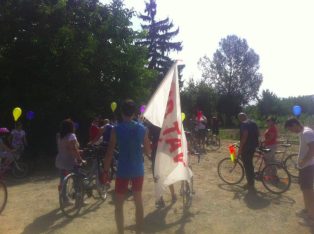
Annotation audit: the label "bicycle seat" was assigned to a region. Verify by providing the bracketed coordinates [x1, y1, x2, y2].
[257, 147, 271, 153]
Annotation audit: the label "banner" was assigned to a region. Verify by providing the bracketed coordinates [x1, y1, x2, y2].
[144, 62, 193, 199]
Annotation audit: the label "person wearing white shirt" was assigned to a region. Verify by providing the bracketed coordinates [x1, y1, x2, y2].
[285, 118, 314, 226]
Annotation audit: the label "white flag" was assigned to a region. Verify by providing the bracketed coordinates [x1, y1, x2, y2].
[144, 62, 193, 199]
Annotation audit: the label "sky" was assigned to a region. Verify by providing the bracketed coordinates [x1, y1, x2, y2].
[102, 0, 314, 98]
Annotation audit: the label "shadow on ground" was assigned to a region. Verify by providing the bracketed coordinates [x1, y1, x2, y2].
[125, 202, 199, 234]
[218, 183, 295, 210]
[21, 199, 105, 234]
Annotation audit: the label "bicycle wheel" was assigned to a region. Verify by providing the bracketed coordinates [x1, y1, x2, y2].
[284, 154, 299, 178]
[59, 174, 84, 218]
[217, 158, 244, 185]
[11, 161, 29, 178]
[0, 181, 8, 214]
[209, 136, 221, 151]
[95, 169, 107, 201]
[262, 164, 291, 194]
[181, 180, 192, 209]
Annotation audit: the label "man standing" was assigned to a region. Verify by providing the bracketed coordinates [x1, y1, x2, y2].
[237, 113, 259, 192]
[285, 117, 314, 226]
[103, 100, 151, 234]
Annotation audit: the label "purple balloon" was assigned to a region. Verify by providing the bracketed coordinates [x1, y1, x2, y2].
[26, 111, 35, 120]
[74, 122, 79, 130]
[140, 105, 146, 114]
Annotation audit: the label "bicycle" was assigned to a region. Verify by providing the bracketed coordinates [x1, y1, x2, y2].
[0, 151, 29, 179]
[217, 144, 291, 194]
[0, 180, 7, 214]
[59, 144, 108, 218]
[205, 129, 221, 151]
[277, 144, 298, 178]
[180, 165, 194, 209]
[255, 143, 299, 179]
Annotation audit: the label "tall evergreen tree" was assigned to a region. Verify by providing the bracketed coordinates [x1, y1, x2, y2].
[137, 0, 183, 87]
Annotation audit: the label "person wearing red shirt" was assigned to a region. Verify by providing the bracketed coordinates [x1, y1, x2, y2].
[89, 117, 100, 142]
[263, 116, 278, 165]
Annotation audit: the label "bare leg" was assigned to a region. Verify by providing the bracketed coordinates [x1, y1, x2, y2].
[115, 193, 125, 234]
[133, 191, 144, 234]
[169, 184, 177, 201]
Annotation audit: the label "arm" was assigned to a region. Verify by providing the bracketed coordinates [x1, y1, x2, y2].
[299, 141, 314, 167]
[68, 140, 83, 162]
[23, 132, 28, 147]
[143, 129, 151, 159]
[238, 130, 248, 156]
[103, 129, 116, 172]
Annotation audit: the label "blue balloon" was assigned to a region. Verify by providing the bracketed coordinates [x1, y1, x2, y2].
[292, 105, 302, 116]
[26, 111, 35, 120]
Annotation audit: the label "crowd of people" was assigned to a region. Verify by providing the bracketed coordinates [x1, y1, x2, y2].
[237, 112, 314, 227]
[0, 122, 27, 166]
[54, 101, 314, 233]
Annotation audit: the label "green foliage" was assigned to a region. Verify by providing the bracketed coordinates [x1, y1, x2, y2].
[0, 0, 154, 152]
[198, 35, 263, 125]
[181, 79, 218, 129]
[137, 0, 183, 89]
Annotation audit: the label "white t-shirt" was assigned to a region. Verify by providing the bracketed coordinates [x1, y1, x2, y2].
[11, 129, 26, 148]
[298, 126, 314, 169]
[55, 133, 79, 170]
[195, 116, 207, 131]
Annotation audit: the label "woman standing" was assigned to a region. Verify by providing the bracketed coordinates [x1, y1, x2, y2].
[55, 119, 84, 193]
[263, 116, 278, 165]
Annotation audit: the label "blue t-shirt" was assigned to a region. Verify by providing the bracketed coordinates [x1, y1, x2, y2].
[115, 121, 146, 178]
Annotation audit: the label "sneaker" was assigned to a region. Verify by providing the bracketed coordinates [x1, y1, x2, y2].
[299, 216, 314, 227]
[82, 200, 90, 206]
[155, 198, 165, 209]
[296, 209, 308, 218]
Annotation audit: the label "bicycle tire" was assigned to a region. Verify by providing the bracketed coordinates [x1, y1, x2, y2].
[95, 169, 107, 201]
[284, 154, 299, 178]
[182, 181, 192, 209]
[11, 161, 29, 179]
[209, 136, 221, 151]
[261, 164, 291, 194]
[218, 158, 244, 185]
[59, 174, 84, 218]
[0, 181, 8, 214]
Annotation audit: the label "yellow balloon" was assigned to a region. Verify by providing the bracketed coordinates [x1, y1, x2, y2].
[181, 112, 186, 122]
[111, 102, 117, 112]
[13, 107, 22, 122]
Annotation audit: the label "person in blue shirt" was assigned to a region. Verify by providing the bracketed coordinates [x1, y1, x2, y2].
[103, 99, 151, 234]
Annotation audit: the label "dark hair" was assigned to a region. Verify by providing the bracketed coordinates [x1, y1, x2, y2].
[284, 117, 301, 129]
[122, 99, 136, 117]
[266, 116, 276, 123]
[59, 119, 75, 138]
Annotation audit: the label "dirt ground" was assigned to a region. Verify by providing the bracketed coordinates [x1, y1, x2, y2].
[1, 139, 313, 234]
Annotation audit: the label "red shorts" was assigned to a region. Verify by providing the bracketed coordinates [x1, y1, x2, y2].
[115, 176, 144, 194]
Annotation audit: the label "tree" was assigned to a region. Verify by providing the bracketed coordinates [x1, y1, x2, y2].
[0, 0, 154, 152]
[257, 89, 283, 117]
[137, 0, 182, 88]
[198, 35, 263, 124]
[181, 79, 218, 129]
